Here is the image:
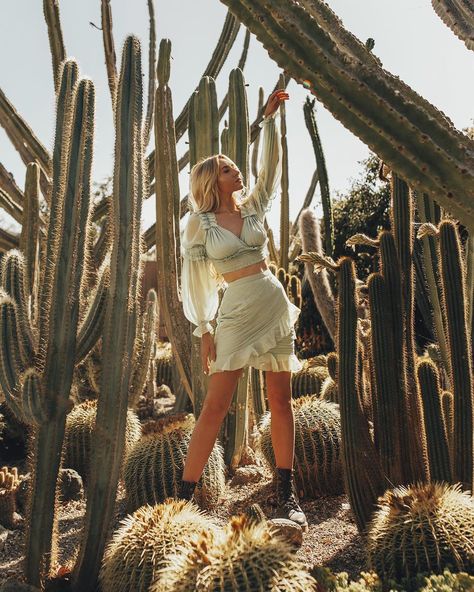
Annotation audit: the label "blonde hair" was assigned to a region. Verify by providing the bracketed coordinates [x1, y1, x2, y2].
[188, 153, 249, 288]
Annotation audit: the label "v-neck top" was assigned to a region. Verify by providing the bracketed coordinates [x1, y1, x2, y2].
[179, 113, 281, 337]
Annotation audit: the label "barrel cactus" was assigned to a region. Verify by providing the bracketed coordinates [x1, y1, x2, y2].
[152, 514, 318, 591]
[0, 466, 20, 528]
[367, 482, 474, 589]
[258, 395, 343, 497]
[123, 413, 226, 512]
[99, 499, 219, 592]
[63, 400, 141, 484]
[292, 362, 329, 398]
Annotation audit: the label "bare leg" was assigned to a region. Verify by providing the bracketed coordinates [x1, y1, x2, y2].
[265, 370, 294, 468]
[182, 368, 243, 482]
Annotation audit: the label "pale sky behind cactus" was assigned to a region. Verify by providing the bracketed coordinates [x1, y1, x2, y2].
[1, 1, 473, 245]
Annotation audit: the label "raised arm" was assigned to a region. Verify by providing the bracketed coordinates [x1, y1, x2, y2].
[179, 213, 219, 337]
[246, 89, 288, 220]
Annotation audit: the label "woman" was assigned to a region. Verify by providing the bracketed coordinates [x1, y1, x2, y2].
[178, 89, 307, 530]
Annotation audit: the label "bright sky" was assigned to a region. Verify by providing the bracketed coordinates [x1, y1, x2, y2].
[1, 1, 472, 243]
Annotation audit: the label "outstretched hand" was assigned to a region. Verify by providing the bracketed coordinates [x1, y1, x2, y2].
[263, 89, 289, 118]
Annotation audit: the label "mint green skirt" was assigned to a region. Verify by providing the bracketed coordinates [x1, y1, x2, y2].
[208, 269, 302, 375]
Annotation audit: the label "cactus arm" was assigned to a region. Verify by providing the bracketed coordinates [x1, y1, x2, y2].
[189, 77, 219, 166]
[303, 96, 333, 258]
[0, 87, 51, 183]
[100, 0, 118, 112]
[368, 273, 404, 485]
[0, 295, 25, 420]
[37, 60, 79, 363]
[129, 289, 158, 407]
[466, 234, 474, 338]
[0, 186, 23, 225]
[431, 0, 474, 50]
[25, 77, 95, 586]
[417, 360, 452, 483]
[337, 257, 385, 532]
[154, 39, 192, 400]
[219, 0, 474, 232]
[1, 252, 35, 368]
[251, 87, 264, 184]
[218, 28, 251, 122]
[174, 11, 240, 142]
[438, 220, 473, 489]
[20, 164, 40, 301]
[43, 0, 66, 92]
[75, 266, 109, 362]
[72, 37, 143, 591]
[227, 68, 250, 184]
[290, 168, 319, 237]
[143, 0, 157, 148]
[0, 229, 19, 253]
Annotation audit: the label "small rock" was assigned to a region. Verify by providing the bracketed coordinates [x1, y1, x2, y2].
[0, 581, 40, 592]
[230, 466, 264, 486]
[59, 468, 83, 502]
[268, 518, 303, 548]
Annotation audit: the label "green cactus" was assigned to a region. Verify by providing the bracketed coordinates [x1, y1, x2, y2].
[155, 347, 174, 388]
[278, 72, 290, 271]
[218, 0, 474, 232]
[431, 1, 474, 51]
[227, 67, 249, 185]
[291, 363, 328, 398]
[441, 390, 454, 460]
[258, 395, 343, 497]
[243, 502, 268, 525]
[249, 366, 267, 422]
[418, 568, 474, 592]
[99, 498, 219, 592]
[367, 482, 474, 589]
[0, 466, 21, 529]
[303, 96, 333, 259]
[72, 36, 147, 591]
[438, 220, 473, 489]
[151, 513, 318, 592]
[124, 413, 225, 512]
[288, 274, 302, 309]
[417, 361, 452, 483]
[63, 400, 141, 485]
[189, 76, 219, 167]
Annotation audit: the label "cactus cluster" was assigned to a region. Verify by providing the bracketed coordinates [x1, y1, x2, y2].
[0, 466, 21, 529]
[258, 395, 343, 497]
[152, 514, 318, 592]
[123, 413, 226, 512]
[63, 400, 141, 485]
[99, 499, 219, 592]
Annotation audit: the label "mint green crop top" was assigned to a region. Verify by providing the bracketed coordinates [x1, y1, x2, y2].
[179, 113, 282, 337]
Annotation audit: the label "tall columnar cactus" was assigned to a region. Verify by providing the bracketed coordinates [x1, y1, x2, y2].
[431, 1, 474, 51]
[0, 466, 21, 529]
[227, 67, 249, 185]
[303, 96, 333, 259]
[72, 36, 146, 591]
[336, 257, 384, 531]
[154, 38, 193, 404]
[218, 0, 474, 233]
[417, 360, 452, 484]
[19, 163, 40, 308]
[278, 72, 290, 271]
[437, 220, 473, 489]
[0, 59, 97, 585]
[188, 76, 219, 167]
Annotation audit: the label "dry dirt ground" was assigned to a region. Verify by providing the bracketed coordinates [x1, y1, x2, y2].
[0, 454, 366, 587]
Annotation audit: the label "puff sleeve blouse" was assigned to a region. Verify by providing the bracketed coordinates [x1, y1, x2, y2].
[179, 113, 281, 338]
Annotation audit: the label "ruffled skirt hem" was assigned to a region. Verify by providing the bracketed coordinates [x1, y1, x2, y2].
[209, 298, 303, 374]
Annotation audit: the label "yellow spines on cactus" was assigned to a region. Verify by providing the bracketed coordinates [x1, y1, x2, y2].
[320, 376, 338, 404]
[0, 466, 21, 529]
[63, 400, 141, 484]
[258, 395, 343, 497]
[152, 513, 318, 592]
[291, 359, 329, 398]
[367, 482, 474, 588]
[124, 413, 225, 512]
[99, 498, 219, 592]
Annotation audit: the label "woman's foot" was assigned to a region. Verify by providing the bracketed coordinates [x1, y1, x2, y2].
[274, 467, 308, 530]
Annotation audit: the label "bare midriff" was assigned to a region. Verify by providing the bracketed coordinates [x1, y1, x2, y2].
[222, 259, 268, 283]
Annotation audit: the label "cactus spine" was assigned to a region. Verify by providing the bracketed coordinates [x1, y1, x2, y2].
[218, 0, 474, 232]
[72, 36, 145, 591]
